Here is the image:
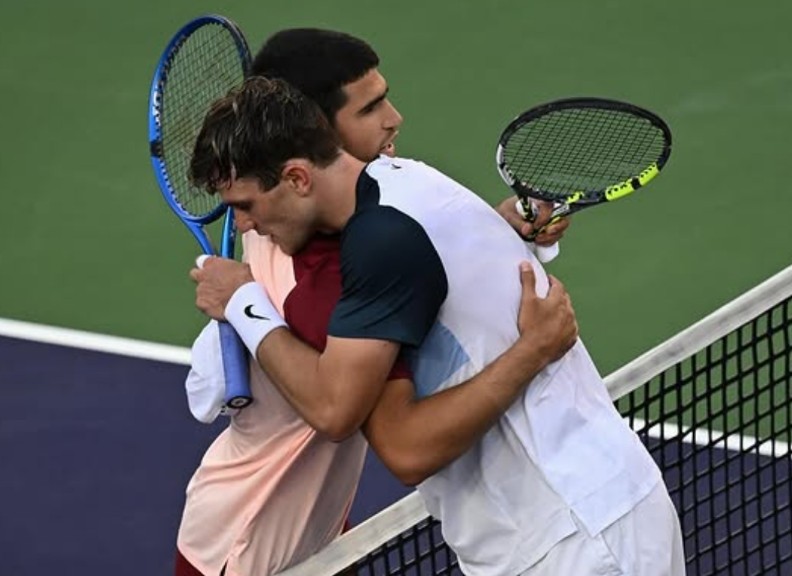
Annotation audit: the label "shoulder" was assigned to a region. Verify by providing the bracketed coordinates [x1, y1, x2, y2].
[330, 205, 448, 346]
[341, 206, 442, 281]
[345, 205, 426, 248]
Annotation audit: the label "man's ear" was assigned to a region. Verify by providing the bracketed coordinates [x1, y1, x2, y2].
[281, 161, 312, 196]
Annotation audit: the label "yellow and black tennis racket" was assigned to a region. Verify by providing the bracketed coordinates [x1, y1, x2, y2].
[495, 97, 672, 239]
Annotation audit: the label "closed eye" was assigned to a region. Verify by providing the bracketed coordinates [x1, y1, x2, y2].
[229, 202, 252, 212]
[358, 89, 389, 116]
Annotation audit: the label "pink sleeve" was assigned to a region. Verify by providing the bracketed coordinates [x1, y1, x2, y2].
[241, 231, 295, 315]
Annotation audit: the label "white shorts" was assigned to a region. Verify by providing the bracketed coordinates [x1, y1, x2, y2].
[519, 481, 685, 576]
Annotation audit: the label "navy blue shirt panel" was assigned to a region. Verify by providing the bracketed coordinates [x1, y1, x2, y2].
[327, 171, 448, 347]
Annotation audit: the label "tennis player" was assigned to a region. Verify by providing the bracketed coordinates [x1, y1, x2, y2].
[175, 29, 576, 576]
[190, 76, 685, 576]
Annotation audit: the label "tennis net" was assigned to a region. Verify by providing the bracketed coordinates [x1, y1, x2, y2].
[278, 265, 792, 576]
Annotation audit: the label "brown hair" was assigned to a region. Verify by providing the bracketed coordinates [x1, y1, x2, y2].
[189, 76, 341, 193]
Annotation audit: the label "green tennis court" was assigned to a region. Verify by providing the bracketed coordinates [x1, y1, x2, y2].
[2, 0, 790, 376]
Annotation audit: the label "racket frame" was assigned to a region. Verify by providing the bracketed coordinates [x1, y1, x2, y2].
[496, 97, 672, 220]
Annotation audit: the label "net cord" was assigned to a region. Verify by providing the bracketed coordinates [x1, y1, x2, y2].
[276, 264, 792, 576]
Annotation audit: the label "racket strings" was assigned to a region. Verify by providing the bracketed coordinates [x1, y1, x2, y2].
[503, 108, 667, 196]
[158, 23, 246, 219]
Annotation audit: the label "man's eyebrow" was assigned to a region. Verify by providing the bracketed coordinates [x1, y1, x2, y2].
[357, 87, 389, 114]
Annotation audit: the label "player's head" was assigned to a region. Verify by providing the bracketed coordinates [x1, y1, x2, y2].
[190, 77, 342, 254]
[251, 28, 402, 162]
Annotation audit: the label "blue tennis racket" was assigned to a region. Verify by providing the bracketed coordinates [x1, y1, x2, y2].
[148, 15, 253, 409]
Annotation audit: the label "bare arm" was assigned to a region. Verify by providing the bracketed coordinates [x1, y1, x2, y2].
[191, 256, 406, 441]
[363, 263, 578, 485]
[253, 331, 400, 440]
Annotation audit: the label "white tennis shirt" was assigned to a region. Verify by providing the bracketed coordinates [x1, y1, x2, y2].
[366, 157, 662, 576]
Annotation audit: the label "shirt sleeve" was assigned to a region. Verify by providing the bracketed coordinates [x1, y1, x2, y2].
[328, 206, 448, 347]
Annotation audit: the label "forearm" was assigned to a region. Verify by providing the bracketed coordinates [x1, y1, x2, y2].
[221, 281, 397, 440]
[254, 330, 399, 440]
[252, 328, 329, 429]
[363, 339, 548, 486]
[221, 283, 331, 429]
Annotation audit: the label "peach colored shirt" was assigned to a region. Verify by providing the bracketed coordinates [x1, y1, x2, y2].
[177, 232, 367, 576]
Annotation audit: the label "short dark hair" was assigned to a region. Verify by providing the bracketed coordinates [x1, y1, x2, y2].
[251, 28, 379, 123]
[189, 76, 341, 194]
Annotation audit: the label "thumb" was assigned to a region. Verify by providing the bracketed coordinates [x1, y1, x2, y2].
[519, 261, 537, 295]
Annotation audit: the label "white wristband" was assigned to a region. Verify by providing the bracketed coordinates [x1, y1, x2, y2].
[224, 282, 287, 356]
[531, 242, 560, 263]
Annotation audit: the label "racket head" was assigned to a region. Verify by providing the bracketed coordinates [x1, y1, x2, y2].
[496, 97, 672, 210]
[148, 14, 252, 240]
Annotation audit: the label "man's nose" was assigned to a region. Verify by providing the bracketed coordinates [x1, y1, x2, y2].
[383, 100, 403, 130]
[233, 210, 255, 233]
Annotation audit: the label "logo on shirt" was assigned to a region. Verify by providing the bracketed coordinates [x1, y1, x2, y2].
[244, 305, 269, 321]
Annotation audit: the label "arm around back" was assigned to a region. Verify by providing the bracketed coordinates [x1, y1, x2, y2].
[255, 330, 400, 441]
[362, 262, 579, 486]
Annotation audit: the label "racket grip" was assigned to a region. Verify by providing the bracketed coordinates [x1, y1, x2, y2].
[218, 321, 253, 409]
[517, 199, 566, 242]
[516, 199, 542, 242]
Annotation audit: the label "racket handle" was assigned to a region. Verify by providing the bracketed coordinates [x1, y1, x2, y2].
[516, 199, 568, 242]
[516, 199, 545, 242]
[218, 321, 253, 409]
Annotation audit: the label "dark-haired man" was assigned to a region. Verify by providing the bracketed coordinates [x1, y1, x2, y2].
[251, 28, 568, 246]
[189, 76, 683, 576]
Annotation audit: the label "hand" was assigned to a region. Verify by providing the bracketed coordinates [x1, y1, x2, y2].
[515, 262, 578, 364]
[495, 197, 571, 246]
[189, 256, 255, 321]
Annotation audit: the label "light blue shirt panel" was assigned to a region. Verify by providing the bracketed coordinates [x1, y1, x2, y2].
[408, 320, 470, 398]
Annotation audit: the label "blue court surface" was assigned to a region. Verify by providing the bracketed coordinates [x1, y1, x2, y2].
[0, 330, 409, 576]
[3, 322, 791, 575]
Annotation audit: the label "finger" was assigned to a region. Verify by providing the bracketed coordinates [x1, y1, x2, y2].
[546, 274, 566, 291]
[511, 211, 541, 240]
[519, 261, 537, 296]
[189, 268, 202, 282]
[546, 217, 571, 235]
[520, 221, 537, 238]
[503, 202, 532, 230]
[534, 233, 561, 247]
[545, 274, 567, 298]
[534, 219, 570, 246]
[531, 201, 554, 229]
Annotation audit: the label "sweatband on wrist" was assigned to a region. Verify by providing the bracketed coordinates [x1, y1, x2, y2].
[530, 242, 560, 263]
[224, 282, 287, 356]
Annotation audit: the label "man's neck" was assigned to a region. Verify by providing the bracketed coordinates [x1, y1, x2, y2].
[314, 151, 367, 233]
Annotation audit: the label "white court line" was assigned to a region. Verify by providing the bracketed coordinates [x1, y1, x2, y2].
[1, 317, 788, 458]
[0, 317, 191, 366]
[631, 417, 791, 460]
